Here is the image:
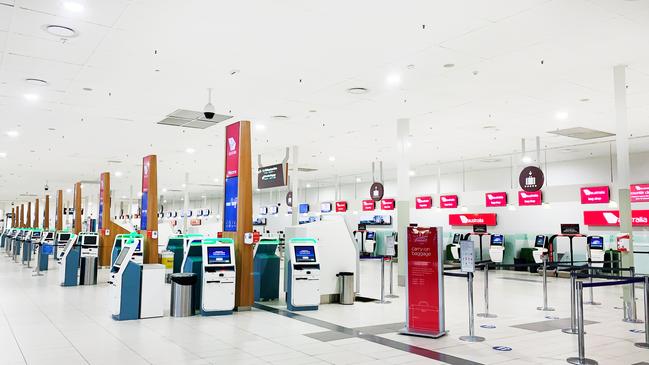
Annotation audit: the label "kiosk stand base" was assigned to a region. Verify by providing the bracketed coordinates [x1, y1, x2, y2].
[201, 309, 234, 316]
[566, 357, 598, 365]
[459, 335, 485, 342]
[399, 328, 447, 339]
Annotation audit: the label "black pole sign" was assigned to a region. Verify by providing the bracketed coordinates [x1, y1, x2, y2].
[370, 182, 384, 201]
[286, 191, 293, 207]
[519, 166, 544, 192]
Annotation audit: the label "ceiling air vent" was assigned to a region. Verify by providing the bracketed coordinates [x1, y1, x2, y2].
[547, 127, 615, 140]
[158, 109, 233, 129]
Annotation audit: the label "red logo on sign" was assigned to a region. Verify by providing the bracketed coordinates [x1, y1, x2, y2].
[415, 196, 432, 209]
[580, 186, 610, 204]
[381, 198, 395, 210]
[485, 192, 507, 207]
[518, 191, 542, 206]
[440, 195, 458, 208]
[335, 201, 347, 212]
[225, 122, 240, 178]
[583, 210, 649, 226]
[449, 213, 497, 226]
[631, 184, 649, 203]
[362, 200, 375, 211]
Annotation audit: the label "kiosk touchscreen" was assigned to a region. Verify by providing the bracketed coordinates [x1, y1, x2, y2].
[450, 233, 462, 260]
[200, 239, 236, 315]
[287, 238, 320, 311]
[468, 228, 491, 262]
[488, 234, 505, 263]
[59, 234, 80, 286]
[532, 235, 549, 264]
[79, 233, 99, 285]
[587, 236, 605, 268]
[55, 232, 72, 260]
[38, 231, 56, 271]
[110, 233, 143, 266]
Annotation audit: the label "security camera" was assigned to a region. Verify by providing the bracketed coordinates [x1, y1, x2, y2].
[203, 87, 215, 119]
[44, 184, 49, 191]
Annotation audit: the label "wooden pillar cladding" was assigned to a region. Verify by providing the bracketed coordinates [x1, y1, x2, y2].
[34, 199, 39, 228]
[19, 204, 24, 227]
[222, 121, 254, 309]
[140, 155, 159, 264]
[73, 183, 82, 234]
[56, 190, 63, 231]
[11, 207, 14, 228]
[26, 202, 31, 228]
[99, 173, 128, 266]
[44, 195, 50, 230]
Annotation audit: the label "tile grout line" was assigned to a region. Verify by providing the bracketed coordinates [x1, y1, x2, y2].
[1, 307, 28, 365]
[253, 303, 485, 365]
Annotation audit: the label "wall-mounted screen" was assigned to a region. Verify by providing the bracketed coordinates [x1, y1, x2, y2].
[257, 163, 288, 189]
[561, 224, 580, 235]
[269, 206, 279, 214]
[320, 202, 332, 213]
[294, 245, 316, 262]
[588, 236, 604, 250]
[259, 206, 268, 215]
[473, 224, 487, 234]
[535, 235, 546, 248]
[490, 234, 504, 246]
[299, 203, 309, 214]
[207, 246, 231, 265]
[253, 218, 267, 226]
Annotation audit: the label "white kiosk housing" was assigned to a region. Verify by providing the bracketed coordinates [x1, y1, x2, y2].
[200, 241, 236, 315]
[488, 234, 505, 263]
[588, 236, 605, 268]
[287, 238, 320, 311]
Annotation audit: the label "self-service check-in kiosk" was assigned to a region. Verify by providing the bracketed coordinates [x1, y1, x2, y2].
[532, 235, 549, 264]
[201, 238, 235, 315]
[37, 231, 55, 271]
[6, 229, 17, 256]
[182, 238, 205, 313]
[0, 229, 7, 249]
[587, 236, 605, 268]
[109, 240, 165, 321]
[55, 231, 72, 261]
[287, 238, 320, 311]
[488, 234, 505, 263]
[552, 224, 587, 267]
[79, 232, 99, 285]
[166, 234, 202, 274]
[59, 234, 80, 286]
[23, 229, 42, 265]
[253, 238, 280, 301]
[450, 233, 462, 260]
[110, 233, 144, 266]
[468, 226, 491, 262]
[13, 229, 26, 261]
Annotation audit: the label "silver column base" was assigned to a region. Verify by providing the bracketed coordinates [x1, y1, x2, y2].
[476, 313, 497, 318]
[566, 356, 597, 365]
[635, 342, 649, 349]
[562, 328, 579, 335]
[537, 306, 555, 311]
[459, 335, 485, 342]
[623, 318, 644, 324]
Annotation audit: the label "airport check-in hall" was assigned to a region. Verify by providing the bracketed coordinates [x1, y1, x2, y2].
[1, 1, 649, 365]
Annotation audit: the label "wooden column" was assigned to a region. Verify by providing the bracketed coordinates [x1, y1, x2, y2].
[11, 207, 14, 228]
[44, 195, 50, 230]
[26, 202, 31, 228]
[222, 121, 254, 309]
[34, 199, 39, 228]
[140, 155, 159, 264]
[99, 173, 128, 266]
[56, 190, 63, 231]
[73, 183, 82, 234]
[19, 204, 24, 227]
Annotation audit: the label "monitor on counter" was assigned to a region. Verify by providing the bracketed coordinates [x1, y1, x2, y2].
[320, 202, 332, 213]
[366, 231, 376, 240]
[560, 224, 580, 235]
[114, 248, 130, 267]
[535, 235, 546, 248]
[452, 233, 461, 244]
[294, 245, 316, 263]
[207, 246, 232, 265]
[57, 233, 71, 241]
[259, 206, 268, 215]
[83, 235, 98, 246]
[588, 236, 604, 250]
[269, 206, 279, 215]
[490, 234, 504, 246]
[31, 231, 42, 239]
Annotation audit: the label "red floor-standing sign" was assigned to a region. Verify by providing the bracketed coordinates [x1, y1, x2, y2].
[400, 226, 446, 338]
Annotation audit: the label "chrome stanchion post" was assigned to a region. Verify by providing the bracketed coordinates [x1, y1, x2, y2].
[624, 267, 643, 323]
[460, 272, 485, 342]
[32, 245, 43, 277]
[563, 270, 579, 335]
[538, 254, 555, 311]
[584, 267, 600, 306]
[375, 256, 391, 304]
[635, 276, 649, 349]
[477, 263, 496, 318]
[386, 256, 398, 299]
[567, 281, 598, 365]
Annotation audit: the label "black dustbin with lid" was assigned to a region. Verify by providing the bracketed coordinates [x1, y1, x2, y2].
[336, 272, 355, 305]
[170, 273, 197, 317]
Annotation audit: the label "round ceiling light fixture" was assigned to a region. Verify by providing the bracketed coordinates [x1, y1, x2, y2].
[480, 158, 501, 163]
[271, 115, 289, 120]
[346, 87, 369, 95]
[43, 24, 79, 38]
[25, 78, 48, 87]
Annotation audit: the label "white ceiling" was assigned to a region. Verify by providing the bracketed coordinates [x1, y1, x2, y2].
[1, 0, 649, 203]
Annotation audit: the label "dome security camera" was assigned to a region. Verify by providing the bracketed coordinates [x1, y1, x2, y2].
[203, 87, 215, 119]
[44, 184, 49, 191]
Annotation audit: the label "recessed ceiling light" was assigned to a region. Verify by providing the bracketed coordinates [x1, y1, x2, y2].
[185, 147, 196, 154]
[162, 188, 167, 192]
[24, 93, 40, 101]
[181, 183, 186, 188]
[66, 188, 72, 193]
[201, 195, 207, 198]
[482, 125, 497, 129]
[328, 156, 335, 162]
[521, 156, 532, 164]
[409, 170, 416, 176]
[63, 1, 84, 13]
[306, 183, 311, 188]
[560, 148, 576, 153]
[555, 111, 569, 120]
[443, 63, 455, 68]
[5, 131, 19, 138]
[44, 24, 78, 38]
[386, 73, 401, 85]
[255, 124, 266, 131]
[480, 158, 501, 163]
[115, 171, 123, 177]
[25, 78, 48, 87]
[346, 87, 369, 94]
[271, 115, 289, 120]
[213, 178, 219, 183]
[356, 177, 362, 183]
[0, 152, 7, 158]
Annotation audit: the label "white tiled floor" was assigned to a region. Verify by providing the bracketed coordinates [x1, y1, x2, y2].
[1, 253, 647, 365]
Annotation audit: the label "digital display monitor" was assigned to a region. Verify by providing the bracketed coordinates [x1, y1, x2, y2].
[269, 206, 279, 214]
[366, 231, 376, 240]
[135, 241, 142, 252]
[294, 245, 316, 263]
[299, 203, 309, 214]
[259, 206, 268, 215]
[83, 235, 98, 245]
[57, 233, 71, 241]
[490, 234, 504, 246]
[321, 202, 332, 213]
[114, 248, 130, 266]
[31, 232, 42, 239]
[207, 246, 231, 265]
[588, 236, 604, 250]
[473, 224, 487, 234]
[45, 232, 55, 240]
[561, 224, 580, 235]
[535, 235, 546, 248]
[453, 233, 461, 244]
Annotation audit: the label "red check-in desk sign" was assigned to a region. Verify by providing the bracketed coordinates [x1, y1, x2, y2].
[583, 210, 649, 227]
[415, 196, 432, 209]
[402, 226, 446, 338]
[580, 186, 610, 204]
[485, 192, 507, 207]
[448, 213, 497, 226]
[518, 191, 542, 206]
[631, 184, 649, 202]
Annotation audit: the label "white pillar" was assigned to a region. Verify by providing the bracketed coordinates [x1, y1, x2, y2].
[614, 65, 635, 306]
[396, 118, 410, 286]
[291, 146, 299, 226]
[183, 173, 189, 233]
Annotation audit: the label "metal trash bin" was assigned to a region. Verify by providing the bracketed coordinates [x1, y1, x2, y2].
[170, 273, 197, 317]
[337, 272, 355, 305]
[80, 256, 98, 285]
[161, 251, 174, 283]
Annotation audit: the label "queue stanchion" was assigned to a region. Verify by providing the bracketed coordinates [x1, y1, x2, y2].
[623, 267, 643, 324]
[460, 272, 484, 342]
[32, 245, 43, 277]
[375, 256, 391, 304]
[635, 276, 649, 349]
[583, 266, 600, 306]
[386, 256, 398, 299]
[562, 270, 579, 335]
[537, 254, 555, 311]
[477, 263, 496, 318]
[567, 281, 597, 365]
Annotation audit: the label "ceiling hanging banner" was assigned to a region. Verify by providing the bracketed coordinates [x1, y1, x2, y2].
[415, 196, 433, 209]
[381, 198, 395, 210]
[335, 201, 347, 212]
[439, 195, 458, 208]
[518, 191, 542, 206]
[580, 186, 610, 204]
[141, 156, 151, 230]
[630, 184, 649, 203]
[485, 192, 507, 207]
[362, 200, 376, 211]
[449, 213, 497, 226]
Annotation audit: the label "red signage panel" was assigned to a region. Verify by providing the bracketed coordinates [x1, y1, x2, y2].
[225, 122, 240, 178]
[362, 200, 375, 211]
[381, 198, 395, 210]
[631, 184, 649, 203]
[449, 213, 497, 226]
[439, 195, 458, 209]
[583, 210, 649, 226]
[405, 226, 444, 337]
[518, 191, 542, 206]
[485, 192, 507, 207]
[335, 201, 347, 212]
[415, 196, 433, 209]
[580, 186, 610, 204]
